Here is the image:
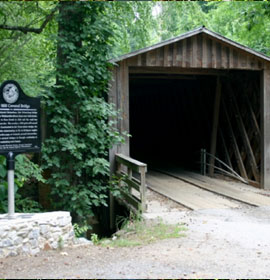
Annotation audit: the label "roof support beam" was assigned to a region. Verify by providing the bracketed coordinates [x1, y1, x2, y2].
[129, 67, 228, 76]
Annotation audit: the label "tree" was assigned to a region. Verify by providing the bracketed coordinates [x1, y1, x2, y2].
[42, 2, 124, 222]
[0, 1, 57, 94]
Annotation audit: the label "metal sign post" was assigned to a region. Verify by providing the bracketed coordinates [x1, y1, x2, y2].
[7, 152, 15, 217]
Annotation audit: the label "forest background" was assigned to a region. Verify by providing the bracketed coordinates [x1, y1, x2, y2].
[0, 1, 270, 228]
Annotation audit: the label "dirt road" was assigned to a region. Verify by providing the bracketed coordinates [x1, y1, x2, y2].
[1, 205, 270, 279]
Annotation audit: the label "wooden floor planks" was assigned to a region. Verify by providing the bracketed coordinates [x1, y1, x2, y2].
[158, 168, 270, 207]
[147, 170, 239, 210]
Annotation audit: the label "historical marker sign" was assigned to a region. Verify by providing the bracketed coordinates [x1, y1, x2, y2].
[0, 80, 41, 156]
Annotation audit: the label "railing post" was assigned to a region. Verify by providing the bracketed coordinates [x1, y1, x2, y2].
[140, 167, 147, 212]
[200, 149, 206, 176]
[127, 167, 132, 193]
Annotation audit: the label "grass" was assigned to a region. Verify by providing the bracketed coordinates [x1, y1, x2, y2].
[99, 216, 187, 248]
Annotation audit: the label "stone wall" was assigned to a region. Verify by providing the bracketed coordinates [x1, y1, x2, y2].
[0, 211, 74, 258]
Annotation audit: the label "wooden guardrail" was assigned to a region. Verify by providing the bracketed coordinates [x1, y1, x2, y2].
[115, 153, 147, 213]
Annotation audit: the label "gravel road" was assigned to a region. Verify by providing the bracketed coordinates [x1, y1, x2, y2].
[1, 205, 270, 279]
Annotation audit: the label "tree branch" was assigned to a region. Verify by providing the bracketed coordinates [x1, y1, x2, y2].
[0, 7, 57, 34]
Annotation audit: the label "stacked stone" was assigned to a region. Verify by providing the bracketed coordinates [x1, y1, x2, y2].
[0, 211, 74, 258]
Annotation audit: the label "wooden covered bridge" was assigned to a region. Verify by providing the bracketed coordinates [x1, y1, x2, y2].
[108, 27, 270, 217]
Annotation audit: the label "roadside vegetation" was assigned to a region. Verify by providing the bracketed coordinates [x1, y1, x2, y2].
[96, 216, 187, 247]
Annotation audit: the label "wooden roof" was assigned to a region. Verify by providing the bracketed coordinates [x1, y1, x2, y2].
[111, 27, 270, 70]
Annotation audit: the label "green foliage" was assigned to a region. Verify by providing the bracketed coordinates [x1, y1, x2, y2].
[42, 2, 124, 222]
[73, 223, 89, 238]
[156, 2, 206, 41]
[106, 1, 158, 57]
[205, 1, 270, 55]
[0, 155, 44, 213]
[0, 1, 57, 94]
[90, 233, 99, 245]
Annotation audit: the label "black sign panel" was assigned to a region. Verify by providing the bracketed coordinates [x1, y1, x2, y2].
[0, 80, 41, 155]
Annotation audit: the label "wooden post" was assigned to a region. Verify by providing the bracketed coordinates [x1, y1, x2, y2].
[119, 60, 130, 156]
[140, 167, 147, 213]
[261, 69, 270, 189]
[209, 76, 221, 176]
[108, 67, 117, 231]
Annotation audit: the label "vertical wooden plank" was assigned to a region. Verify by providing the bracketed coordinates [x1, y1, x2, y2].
[155, 47, 160, 66]
[196, 33, 202, 68]
[229, 47, 234, 69]
[146, 51, 150, 66]
[240, 52, 247, 69]
[191, 35, 197, 68]
[225, 47, 230, 68]
[211, 40, 217, 68]
[141, 53, 147, 66]
[233, 49, 238, 69]
[140, 167, 147, 212]
[258, 60, 263, 69]
[119, 60, 129, 156]
[186, 37, 192, 68]
[249, 55, 256, 69]
[216, 42, 222, 69]
[177, 40, 183, 67]
[172, 42, 177, 66]
[209, 76, 222, 176]
[202, 34, 207, 68]
[126, 56, 137, 67]
[108, 67, 117, 230]
[182, 39, 187, 68]
[261, 69, 270, 189]
[168, 44, 174, 66]
[221, 45, 226, 69]
[109, 67, 118, 166]
[206, 37, 212, 68]
[163, 45, 169, 67]
[147, 50, 156, 66]
[137, 54, 142, 66]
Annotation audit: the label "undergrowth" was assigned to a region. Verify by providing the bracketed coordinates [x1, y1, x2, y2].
[98, 215, 187, 247]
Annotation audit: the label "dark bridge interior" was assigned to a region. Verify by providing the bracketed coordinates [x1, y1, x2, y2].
[129, 71, 261, 184]
[129, 74, 216, 171]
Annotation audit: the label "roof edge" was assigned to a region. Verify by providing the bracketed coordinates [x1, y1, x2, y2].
[110, 26, 270, 63]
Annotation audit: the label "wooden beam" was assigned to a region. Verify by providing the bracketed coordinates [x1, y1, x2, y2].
[129, 66, 228, 76]
[219, 129, 233, 169]
[209, 77, 222, 176]
[115, 153, 147, 174]
[119, 60, 129, 155]
[228, 84, 260, 182]
[243, 90, 261, 139]
[261, 69, 270, 189]
[222, 99, 248, 179]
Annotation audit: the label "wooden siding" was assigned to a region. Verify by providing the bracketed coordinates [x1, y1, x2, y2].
[126, 34, 269, 70]
[108, 61, 130, 156]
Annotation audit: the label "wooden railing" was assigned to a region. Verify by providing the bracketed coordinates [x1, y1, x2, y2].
[115, 153, 147, 213]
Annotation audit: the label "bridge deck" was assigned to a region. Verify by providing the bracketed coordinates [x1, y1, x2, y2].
[147, 169, 270, 210]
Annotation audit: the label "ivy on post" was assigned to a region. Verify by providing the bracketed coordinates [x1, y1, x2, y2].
[42, 2, 123, 225]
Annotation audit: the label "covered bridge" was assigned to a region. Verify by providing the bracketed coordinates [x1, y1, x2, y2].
[108, 26, 270, 191]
